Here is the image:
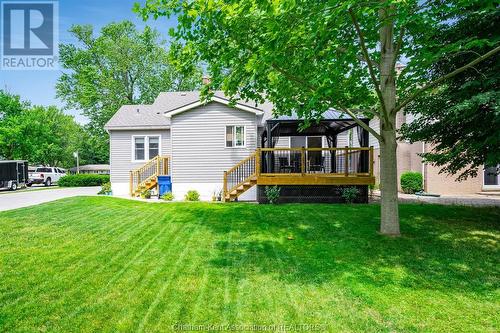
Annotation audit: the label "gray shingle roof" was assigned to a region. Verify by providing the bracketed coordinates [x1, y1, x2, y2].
[104, 105, 170, 130]
[105, 91, 275, 130]
[154, 91, 273, 114]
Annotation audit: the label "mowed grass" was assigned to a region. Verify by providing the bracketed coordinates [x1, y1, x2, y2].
[0, 197, 498, 332]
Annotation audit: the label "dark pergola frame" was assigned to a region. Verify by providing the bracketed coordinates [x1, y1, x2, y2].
[260, 116, 371, 173]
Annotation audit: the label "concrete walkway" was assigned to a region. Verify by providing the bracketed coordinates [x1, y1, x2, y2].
[0, 187, 99, 212]
[373, 191, 500, 207]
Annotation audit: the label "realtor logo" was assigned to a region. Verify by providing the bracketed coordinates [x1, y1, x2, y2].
[1, 0, 59, 70]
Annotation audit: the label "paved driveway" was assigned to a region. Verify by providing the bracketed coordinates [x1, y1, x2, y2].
[0, 187, 99, 212]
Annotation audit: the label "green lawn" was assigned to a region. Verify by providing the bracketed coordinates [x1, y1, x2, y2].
[0, 197, 498, 332]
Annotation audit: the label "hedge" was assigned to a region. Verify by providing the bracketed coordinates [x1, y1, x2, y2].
[400, 171, 423, 194]
[58, 174, 110, 187]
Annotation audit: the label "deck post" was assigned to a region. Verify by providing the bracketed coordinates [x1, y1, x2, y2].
[344, 146, 349, 176]
[223, 171, 228, 202]
[129, 171, 133, 196]
[255, 149, 261, 176]
[156, 156, 160, 175]
[301, 147, 305, 175]
[369, 146, 374, 177]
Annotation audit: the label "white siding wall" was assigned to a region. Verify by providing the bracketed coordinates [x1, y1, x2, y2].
[170, 102, 258, 200]
[336, 129, 361, 148]
[369, 118, 380, 148]
[109, 129, 171, 194]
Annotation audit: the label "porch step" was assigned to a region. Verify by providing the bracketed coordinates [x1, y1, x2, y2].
[225, 178, 257, 202]
[133, 177, 158, 197]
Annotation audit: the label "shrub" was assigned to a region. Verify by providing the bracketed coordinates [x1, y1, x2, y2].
[342, 187, 360, 203]
[140, 189, 151, 199]
[98, 182, 112, 195]
[161, 192, 174, 201]
[265, 185, 281, 204]
[58, 174, 110, 187]
[184, 190, 200, 201]
[400, 171, 423, 194]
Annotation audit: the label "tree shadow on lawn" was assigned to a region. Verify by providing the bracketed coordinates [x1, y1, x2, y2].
[190, 203, 500, 296]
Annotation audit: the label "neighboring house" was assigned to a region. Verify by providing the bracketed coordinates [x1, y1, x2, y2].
[105, 91, 375, 202]
[369, 113, 499, 195]
[69, 164, 110, 175]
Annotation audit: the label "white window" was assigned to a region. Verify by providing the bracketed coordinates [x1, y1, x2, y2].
[134, 137, 146, 161]
[226, 126, 245, 147]
[133, 136, 161, 162]
[148, 136, 159, 159]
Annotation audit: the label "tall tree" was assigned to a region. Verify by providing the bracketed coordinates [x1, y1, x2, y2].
[400, 8, 500, 180]
[136, 0, 500, 235]
[56, 20, 201, 161]
[0, 91, 81, 167]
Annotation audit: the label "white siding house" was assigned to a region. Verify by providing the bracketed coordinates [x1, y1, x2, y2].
[105, 92, 268, 200]
[105, 91, 372, 200]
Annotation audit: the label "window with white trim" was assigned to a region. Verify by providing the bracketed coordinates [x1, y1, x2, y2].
[133, 136, 160, 161]
[226, 126, 245, 147]
[134, 137, 145, 161]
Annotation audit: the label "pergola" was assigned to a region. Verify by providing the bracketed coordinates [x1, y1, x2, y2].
[261, 110, 370, 149]
[260, 110, 371, 173]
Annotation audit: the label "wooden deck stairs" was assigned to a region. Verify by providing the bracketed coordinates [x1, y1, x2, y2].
[225, 176, 257, 202]
[223, 152, 259, 202]
[130, 156, 169, 197]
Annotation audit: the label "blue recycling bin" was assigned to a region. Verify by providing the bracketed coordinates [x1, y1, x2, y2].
[158, 176, 172, 197]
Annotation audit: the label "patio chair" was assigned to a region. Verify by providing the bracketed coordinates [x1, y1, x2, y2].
[309, 156, 325, 173]
[278, 157, 293, 173]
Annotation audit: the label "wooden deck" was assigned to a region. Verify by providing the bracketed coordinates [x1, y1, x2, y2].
[223, 147, 375, 201]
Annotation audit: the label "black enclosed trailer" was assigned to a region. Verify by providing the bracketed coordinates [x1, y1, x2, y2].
[0, 160, 29, 191]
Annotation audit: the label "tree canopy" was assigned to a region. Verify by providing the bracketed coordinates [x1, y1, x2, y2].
[0, 90, 82, 167]
[400, 8, 500, 180]
[135, 0, 499, 235]
[56, 20, 202, 161]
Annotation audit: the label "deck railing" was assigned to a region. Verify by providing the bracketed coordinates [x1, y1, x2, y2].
[223, 152, 258, 201]
[260, 147, 373, 176]
[129, 155, 169, 196]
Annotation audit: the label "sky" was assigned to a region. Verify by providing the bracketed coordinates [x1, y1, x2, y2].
[0, 0, 178, 124]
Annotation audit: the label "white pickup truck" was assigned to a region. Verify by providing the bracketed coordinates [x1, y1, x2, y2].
[28, 167, 66, 187]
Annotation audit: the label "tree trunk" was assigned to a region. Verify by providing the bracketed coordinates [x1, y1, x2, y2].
[379, 123, 400, 235]
[378, 2, 400, 235]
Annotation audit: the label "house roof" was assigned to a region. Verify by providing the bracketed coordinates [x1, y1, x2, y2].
[105, 91, 275, 130]
[104, 91, 364, 131]
[153, 91, 271, 114]
[104, 105, 171, 130]
[69, 164, 110, 172]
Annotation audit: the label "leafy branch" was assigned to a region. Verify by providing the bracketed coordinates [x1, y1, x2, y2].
[393, 44, 500, 114]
